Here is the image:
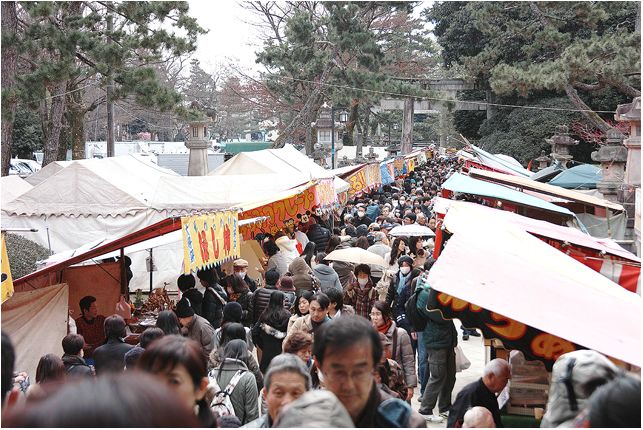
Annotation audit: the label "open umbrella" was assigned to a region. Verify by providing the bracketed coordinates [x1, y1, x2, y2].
[325, 247, 386, 267]
[388, 224, 436, 237]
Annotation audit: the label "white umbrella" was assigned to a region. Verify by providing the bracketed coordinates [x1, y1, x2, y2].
[388, 224, 436, 237]
[325, 247, 386, 267]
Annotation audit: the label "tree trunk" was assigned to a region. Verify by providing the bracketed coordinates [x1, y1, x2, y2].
[361, 106, 371, 153]
[304, 109, 316, 156]
[401, 97, 414, 154]
[564, 84, 611, 133]
[1, 1, 18, 176]
[42, 81, 68, 167]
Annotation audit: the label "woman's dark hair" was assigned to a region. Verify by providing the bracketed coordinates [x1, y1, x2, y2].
[354, 236, 370, 250]
[155, 310, 181, 335]
[78, 295, 96, 313]
[35, 354, 65, 384]
[315, 251, 329, 265]
[226, 274, 249, 294]
[138, 335, 213, 427]
[220, 322, 247, 347]
[139, 327, 165, 349]
[264, 240, 280, 257]
[217, 339, 250, 379]
[389, 237, 408, 266]
[104, 314, 127, 339]
[354, 263, 371, 277]
[324, 288, 344, 310]
[282, 331, 313, 355]
[325, 235, 341, 254]
[310, 292, 330, 310]
[372, 301, 392, 322]
[292, 290, 315, 317]
[300, 242, 316, 268]
[2, 372, 200, 427]
[313, 315, 382, 368]
[409, 236, 424, 255]
[61, 333, 85, 356]
[259, 291, 291, 327]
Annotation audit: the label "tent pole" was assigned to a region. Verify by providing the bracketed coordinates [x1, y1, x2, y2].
[149, 248, 153, 293]
[120, 247, 128, 300]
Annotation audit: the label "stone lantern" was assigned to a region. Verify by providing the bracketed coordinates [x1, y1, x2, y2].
[615, 97, 640, 188]
[546, 125, 578, 167]
[534, 150, 550, 171]
[337, 155, 351, 168]
[591, 128, 627, 203]
[386, 143, 401, 158]
[185, 117, 211, 176]
[311, 103, 346, 168]
[365, 147, 379, 163]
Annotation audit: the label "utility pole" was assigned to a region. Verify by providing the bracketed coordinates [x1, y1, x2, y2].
[106, 14, 115, 157]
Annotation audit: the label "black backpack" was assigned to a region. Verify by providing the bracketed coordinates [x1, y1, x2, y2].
[404, 284, 428, 332]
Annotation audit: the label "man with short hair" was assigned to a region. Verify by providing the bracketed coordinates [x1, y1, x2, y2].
[175, 296, 215, 363]
[245, 353, 312, 427]
[462, 406, 496, 428]
[313, 315, 425, 428]
[75, 296, 106, 361]
[1, 331, 17, 408]
[447, 359, 511, 428]
[177, 273, 203, 316]
[403, 213, 417, 226]
[92, 314, 134, 374]
[61, 333, 94, 377]
[286, 293, 331, 341]
[196, 268, 228, 329]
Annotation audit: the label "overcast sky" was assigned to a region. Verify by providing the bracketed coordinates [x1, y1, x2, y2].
[188, 0, 434, 77]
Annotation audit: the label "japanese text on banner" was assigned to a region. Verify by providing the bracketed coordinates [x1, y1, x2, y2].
[181, 211, 240, 274]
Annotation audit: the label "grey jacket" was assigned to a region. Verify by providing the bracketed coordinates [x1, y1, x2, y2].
[386, 321, 417, 387]
[211, 358, 259, 425]
[186, 314, 216, 363]
[313, 264, 342, 292]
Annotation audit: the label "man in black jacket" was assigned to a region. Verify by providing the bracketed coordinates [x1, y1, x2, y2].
[446, 359, 511, 428]
[61, 333, 94, 378]
[93, 315, 133, 375]
[306, 222, 331, 253]
[196, 268, 228, 329]
[177, 274, 203, 316]
[251, 268, 280, 324]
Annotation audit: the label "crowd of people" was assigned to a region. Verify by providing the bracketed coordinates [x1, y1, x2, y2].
[1, 156, 640, 428]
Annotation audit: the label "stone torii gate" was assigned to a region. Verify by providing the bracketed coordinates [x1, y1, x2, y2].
[376, 78, 489, 152]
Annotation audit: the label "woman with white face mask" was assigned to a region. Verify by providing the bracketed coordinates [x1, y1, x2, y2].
[384, 256, 416, 341]
[343, 264, 378, 320]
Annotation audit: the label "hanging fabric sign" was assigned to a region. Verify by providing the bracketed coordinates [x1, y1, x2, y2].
[1, 233, 14, 304]
[181, 210, 240, 274]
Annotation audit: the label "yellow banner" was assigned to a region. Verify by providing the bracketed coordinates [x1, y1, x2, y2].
[181, 211, 240, 274]
[1, 233, 14, 303]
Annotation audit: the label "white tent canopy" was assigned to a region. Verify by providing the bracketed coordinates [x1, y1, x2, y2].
[1, 175, 33, 207]
[210, 144, 349, 193]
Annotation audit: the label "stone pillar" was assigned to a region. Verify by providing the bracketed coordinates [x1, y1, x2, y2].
[591, 128, 627, 203]
[546, 125, 577, 168]
[185, 119, 211, 176]
[615, 97, 641, 255]
[401, 97, 414, 154]
[534, 150, 551, 171]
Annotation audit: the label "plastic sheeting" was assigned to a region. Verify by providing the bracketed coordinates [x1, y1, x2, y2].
[1, 284, 69, 378]
[576, 212, 627, 240]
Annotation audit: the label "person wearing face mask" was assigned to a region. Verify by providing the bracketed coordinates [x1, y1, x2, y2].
[343, 264, 378, 320]
[385, 256, 415, 339]
[353, 204, 373, 227]
[223, 259, 257, 293]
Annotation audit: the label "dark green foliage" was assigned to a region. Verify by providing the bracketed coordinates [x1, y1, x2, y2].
[11, 107, 44, 158]
[477, 97, 585, 165]
[5, 233, 51, 279]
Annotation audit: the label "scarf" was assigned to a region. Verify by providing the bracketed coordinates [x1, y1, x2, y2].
[396, 272, 411, 296]
[377, 319, 392, 335]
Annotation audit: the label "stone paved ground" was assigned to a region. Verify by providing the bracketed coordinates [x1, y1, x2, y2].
[411, 321, 486, 428]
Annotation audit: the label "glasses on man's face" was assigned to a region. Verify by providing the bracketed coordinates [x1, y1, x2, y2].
[323, 367, 373, 384]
